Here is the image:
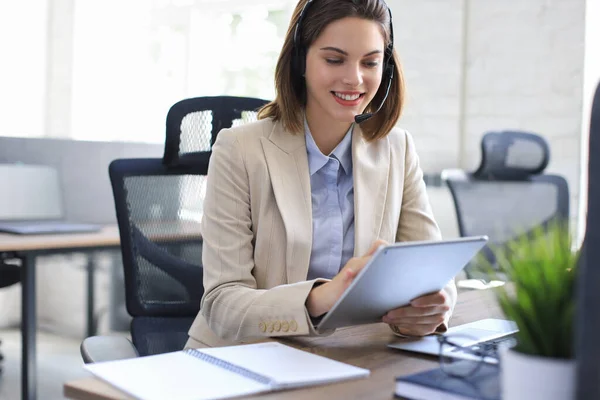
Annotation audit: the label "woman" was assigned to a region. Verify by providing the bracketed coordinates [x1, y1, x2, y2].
[186, 0, 456, 348]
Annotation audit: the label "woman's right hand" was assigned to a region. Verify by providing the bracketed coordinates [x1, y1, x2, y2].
[306, 240, 388, 318]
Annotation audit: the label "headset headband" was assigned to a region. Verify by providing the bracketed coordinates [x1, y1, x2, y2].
[292, 0, 395, 78]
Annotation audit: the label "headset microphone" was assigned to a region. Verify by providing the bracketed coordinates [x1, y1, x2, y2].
[354, 70, 393, 124]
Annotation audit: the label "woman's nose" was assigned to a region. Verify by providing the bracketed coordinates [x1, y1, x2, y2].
[342, 64, 363, 87]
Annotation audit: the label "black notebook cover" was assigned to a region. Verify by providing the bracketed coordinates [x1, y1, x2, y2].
[395, 362, 500, 400]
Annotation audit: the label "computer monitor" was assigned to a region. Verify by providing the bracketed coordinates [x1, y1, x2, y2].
[0, 164, 64, 220]
[576, 80, 600, 399]
[0, 164, 101, 234]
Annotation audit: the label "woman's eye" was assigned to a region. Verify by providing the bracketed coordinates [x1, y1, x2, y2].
[364, 61, 379, 68]
[325, 59, 343, 65]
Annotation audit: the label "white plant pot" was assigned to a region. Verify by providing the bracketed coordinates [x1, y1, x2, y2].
[501, 348, 575, 400]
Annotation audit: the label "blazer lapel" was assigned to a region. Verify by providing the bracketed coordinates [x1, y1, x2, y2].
[352, 125, 390, 256]
[261, 121, 312, 283]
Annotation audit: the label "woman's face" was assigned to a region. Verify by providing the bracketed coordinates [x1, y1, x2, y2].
[304, 17, 386, 125]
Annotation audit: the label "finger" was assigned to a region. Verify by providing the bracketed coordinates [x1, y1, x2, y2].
[392, 324, 439, 337]
[385, 305, 449, 319]
[364, 239, 388, 256]
[343, 255, 372, 276]
[411, 290, 447, 307]
[338, 259, 369, 287]
[337, 257, 359, 275]
[383, 313, 446, 326]
[342, 266, 358, 283]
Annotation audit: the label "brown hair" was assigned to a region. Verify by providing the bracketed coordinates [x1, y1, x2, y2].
[258, 0, 405, 141]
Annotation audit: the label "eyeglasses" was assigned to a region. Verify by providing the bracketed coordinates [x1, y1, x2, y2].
[436, 334, 516, 378]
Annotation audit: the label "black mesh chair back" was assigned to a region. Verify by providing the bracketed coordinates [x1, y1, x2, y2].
[109, 155, 208, 356]
[443, 131, 569, 279]
[163, 96, 268, 166]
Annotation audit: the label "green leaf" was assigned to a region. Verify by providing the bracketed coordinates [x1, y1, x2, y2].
[490, 221, 577, 359]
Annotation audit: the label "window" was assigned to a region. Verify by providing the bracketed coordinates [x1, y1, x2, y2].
[70, 0, 295, 143]
[0, 1, 48, 138]
[0, 0, 296, 143]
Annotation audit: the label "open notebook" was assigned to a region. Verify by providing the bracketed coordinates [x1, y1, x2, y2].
[84, 342, 370, 400]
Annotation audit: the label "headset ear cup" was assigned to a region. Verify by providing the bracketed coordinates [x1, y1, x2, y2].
[385, 62, 394, 80]
[298, 47, 306, 77]
[291, 47, 305, 78]
[384, 43, 395, 80]
[291, 47, 306, 98]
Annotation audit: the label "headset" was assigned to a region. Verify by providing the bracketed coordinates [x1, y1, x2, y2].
[291, 0, 395, 123]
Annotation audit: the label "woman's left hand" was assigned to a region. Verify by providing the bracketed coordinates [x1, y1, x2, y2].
[382, 290, 451, 336]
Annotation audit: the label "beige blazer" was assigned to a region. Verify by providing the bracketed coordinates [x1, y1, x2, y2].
[186, 117, 457, 348]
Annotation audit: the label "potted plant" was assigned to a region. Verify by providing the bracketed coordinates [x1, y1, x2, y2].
[490, 222, 578, 400]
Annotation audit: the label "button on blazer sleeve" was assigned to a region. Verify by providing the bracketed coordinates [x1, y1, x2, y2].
[199, 129, 327, 342]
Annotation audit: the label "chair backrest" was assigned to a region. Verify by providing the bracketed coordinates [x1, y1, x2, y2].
[163, 96, 269, 166]
[109, 96, 267, 355]
[109, 155, 208, 356]
[443, 131, 569, 278]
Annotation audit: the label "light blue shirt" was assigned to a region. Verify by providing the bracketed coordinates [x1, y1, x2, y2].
[305, 121, 355, 280]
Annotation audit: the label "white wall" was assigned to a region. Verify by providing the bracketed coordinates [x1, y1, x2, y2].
[389, 0, 587, 233]
[393, 0, 465, 169]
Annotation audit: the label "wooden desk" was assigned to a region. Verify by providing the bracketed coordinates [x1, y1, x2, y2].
[63, 288, 504, 400]
[0, 226, 121, 252]
[0, 226, 121, 400]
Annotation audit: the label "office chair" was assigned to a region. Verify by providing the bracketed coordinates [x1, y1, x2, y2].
[163, 96, 268, 166]
[81, 96, 268, 363]
[442, 131, 569, 279]
[80, 155, 208, 363]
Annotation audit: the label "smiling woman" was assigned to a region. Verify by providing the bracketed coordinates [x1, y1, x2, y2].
[186, 0, 457, 349]
[304, 17, 389, 153]
[259, 0, 404, 142]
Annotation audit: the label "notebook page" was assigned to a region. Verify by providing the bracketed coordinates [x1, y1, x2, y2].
[84, 351, 267, 400]
[199, 342, 370, 388]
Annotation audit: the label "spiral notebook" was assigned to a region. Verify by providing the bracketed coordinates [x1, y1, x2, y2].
[84, 342, 370, 400]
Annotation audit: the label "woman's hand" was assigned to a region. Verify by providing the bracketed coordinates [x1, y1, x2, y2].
[306, 240, 387, 318]
[382, 290, 451, 336]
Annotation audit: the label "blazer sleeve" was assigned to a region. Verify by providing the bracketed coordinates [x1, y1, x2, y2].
[392, 130, 457, 335]
[199, 129, 328, 342]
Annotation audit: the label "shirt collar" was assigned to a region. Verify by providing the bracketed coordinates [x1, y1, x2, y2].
[304, 119, 354, 176]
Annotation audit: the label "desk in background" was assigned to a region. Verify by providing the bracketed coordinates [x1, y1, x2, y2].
[0, 226, 121, 400]
[63, 287, 503, 400]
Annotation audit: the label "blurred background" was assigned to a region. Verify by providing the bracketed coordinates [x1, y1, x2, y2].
[0, 0, 599, 398]
[2, 0, 598, 235]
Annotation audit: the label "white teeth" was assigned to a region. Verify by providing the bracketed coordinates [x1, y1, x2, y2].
[334, 92, 361, 101]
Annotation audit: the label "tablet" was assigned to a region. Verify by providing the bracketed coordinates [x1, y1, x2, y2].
[315, 236, 488, 333]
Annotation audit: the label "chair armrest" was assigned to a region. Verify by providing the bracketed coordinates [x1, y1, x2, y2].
[80, 336, 139, 364]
